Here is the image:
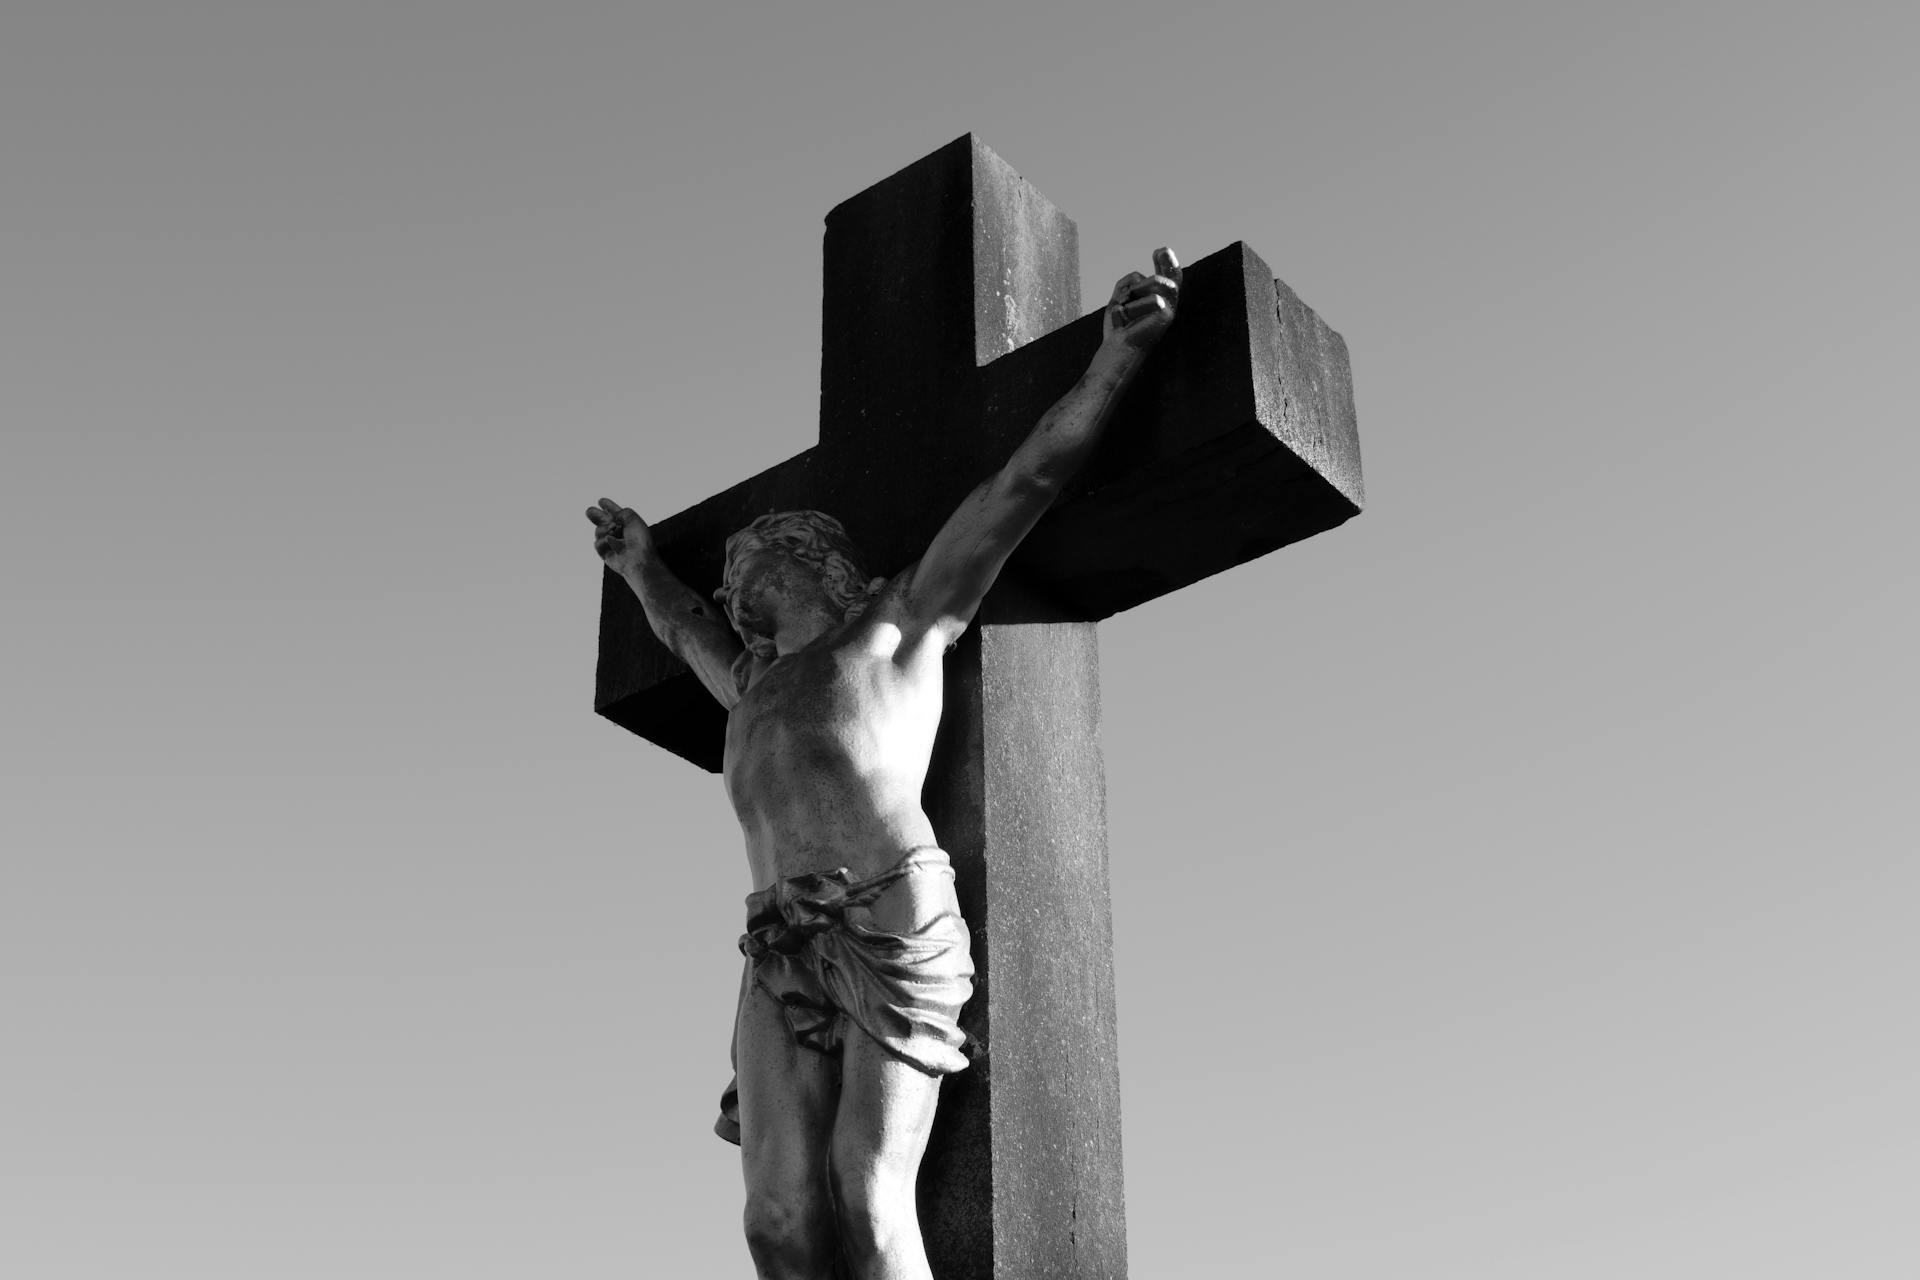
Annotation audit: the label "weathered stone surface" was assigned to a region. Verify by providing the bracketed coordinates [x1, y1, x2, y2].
[917, 582, 1124, 1280]
[593, 133, 1363, 1277]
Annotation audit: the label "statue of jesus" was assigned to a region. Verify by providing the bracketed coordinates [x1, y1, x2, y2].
[587, 249, 1181, 1280]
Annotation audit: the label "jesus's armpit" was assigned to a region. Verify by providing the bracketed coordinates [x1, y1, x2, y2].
[864, 567, 968, 661]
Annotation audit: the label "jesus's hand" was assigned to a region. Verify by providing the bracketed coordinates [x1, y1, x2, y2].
[586, 498, 652, 575]
[1101, 247, 1181, 354]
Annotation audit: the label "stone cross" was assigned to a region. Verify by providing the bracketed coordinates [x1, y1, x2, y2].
[595, 134, 1361, 1280]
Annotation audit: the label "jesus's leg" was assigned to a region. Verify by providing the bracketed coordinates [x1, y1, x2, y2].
[828, 1036, 942, 1280]
[736, 968, 842, 1280]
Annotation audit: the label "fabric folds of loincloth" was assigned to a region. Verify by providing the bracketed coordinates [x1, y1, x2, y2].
[714, 847, 975, 1145]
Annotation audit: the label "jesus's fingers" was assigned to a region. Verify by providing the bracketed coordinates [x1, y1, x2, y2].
[1109, 271, 1148, 304]
[1122, 275, 1179, 303]
[1115, 295, 1168, 326]
[1153, 247, 1181, 284]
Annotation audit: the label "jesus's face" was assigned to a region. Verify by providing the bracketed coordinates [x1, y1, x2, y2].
[728, 546, 833, 651]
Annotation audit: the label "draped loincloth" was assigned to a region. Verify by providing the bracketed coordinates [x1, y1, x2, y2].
[715, 847, 975, 1145]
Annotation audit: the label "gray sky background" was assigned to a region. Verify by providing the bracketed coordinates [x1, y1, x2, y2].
[4, 2, 1915, 1276]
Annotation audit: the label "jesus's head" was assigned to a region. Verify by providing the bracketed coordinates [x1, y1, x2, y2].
[715, 511, 884, 658]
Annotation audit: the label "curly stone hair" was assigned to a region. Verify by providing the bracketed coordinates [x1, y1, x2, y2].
[714, 511, 887, 655]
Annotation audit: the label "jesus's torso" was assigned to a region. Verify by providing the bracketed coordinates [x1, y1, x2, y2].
[722, 610, 947, 889]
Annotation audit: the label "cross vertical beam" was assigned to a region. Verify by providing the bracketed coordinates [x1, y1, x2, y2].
[918, 588, 1124, 1279]
[843, 148, 1124, 1277]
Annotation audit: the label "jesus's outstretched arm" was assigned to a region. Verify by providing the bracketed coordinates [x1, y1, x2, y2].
[895, 247, 1182, 651]
[586, 498, 747, 707]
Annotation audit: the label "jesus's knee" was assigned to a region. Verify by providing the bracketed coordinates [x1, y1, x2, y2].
[743, 1190, 835, 1279]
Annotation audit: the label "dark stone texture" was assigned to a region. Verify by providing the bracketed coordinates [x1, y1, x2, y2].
[593, 133, 1364, 1276]
[975, 588, 1124, 1279]
[916, 581, 1124, 1280]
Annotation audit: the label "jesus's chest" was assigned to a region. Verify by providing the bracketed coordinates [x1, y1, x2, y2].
[725, 650, 937, 763]
[727, 653, 865, 752]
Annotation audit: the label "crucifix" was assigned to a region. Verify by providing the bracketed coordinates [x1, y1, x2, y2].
[593, 135, 1361, 1280]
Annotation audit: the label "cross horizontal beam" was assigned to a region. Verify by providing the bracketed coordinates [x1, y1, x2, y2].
[596, 239, 1359, 771]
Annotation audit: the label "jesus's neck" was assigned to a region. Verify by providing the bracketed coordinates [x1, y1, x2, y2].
[771, 605, 841, 657]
